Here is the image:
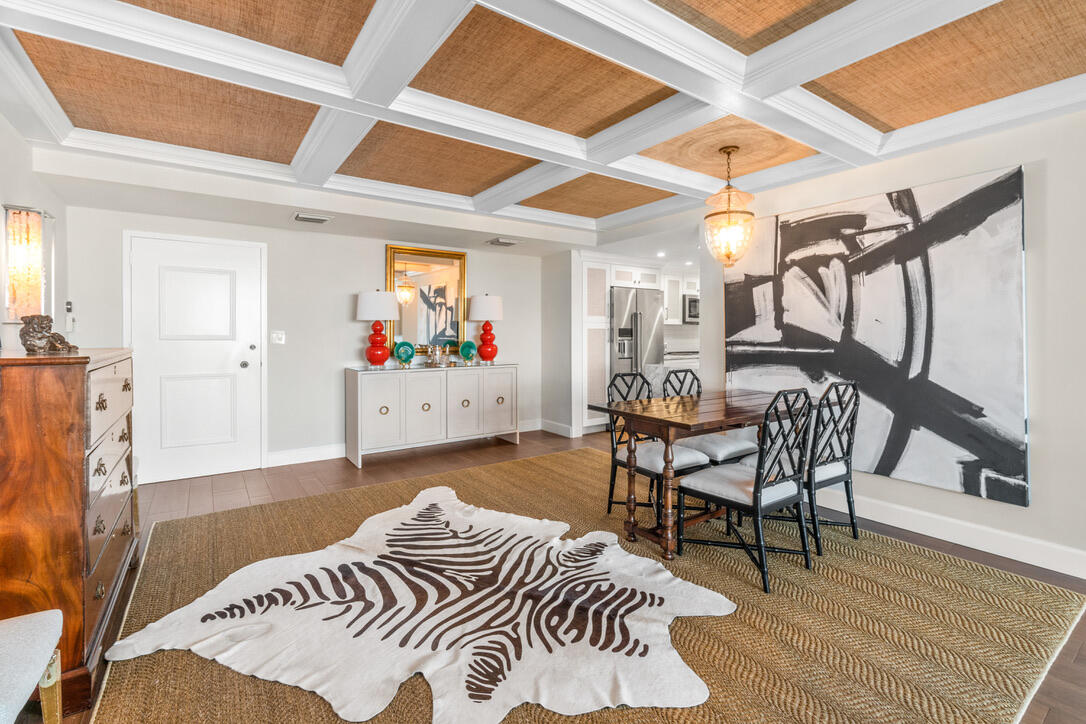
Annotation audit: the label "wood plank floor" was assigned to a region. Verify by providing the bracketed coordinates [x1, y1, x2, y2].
[22, 430, 1083, 723]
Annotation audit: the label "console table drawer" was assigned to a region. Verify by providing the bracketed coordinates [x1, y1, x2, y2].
[84, 496, 133, 655]
[87, 414, 131, 503]
[86, 454, 132, 572]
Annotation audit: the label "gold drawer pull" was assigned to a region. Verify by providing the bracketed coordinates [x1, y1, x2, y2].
[119, 428, 130, 443]
[378, 405, 389, 416]
[461, 399, 470, 408]
[421, 402, 431, 412]
[120, 472, 130, 487]
[95, 393, 108, 411]
[122, 521, 133, 536]
[93, 515, 106, 535]
[122, 377, 132, 392]
[496, 396, 505, 405]
[93, 581, 105, 600]
[93, 458, 108, 476]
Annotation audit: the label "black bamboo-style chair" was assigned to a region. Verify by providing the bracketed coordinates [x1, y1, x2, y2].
[606, 372, 711, 522]
[804, 381, 860, 555]
[664, 369, 760, 465]
[676, 389, 814, 593]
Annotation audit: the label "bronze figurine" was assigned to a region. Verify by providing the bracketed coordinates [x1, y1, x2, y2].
[19, 314, 78, 354]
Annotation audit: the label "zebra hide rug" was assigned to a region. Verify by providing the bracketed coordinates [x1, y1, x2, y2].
[106, 486, 735, 723]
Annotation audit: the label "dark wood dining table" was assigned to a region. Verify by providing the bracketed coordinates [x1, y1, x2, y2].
[587, 388, 776, 560]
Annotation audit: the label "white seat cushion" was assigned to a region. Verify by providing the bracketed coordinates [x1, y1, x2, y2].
[813, 460, 848, 483]
[676, 430, 759, 463]
[0, 609, 62, 723]
[680, 463, 799, 507]
[614, 441, 710, 474]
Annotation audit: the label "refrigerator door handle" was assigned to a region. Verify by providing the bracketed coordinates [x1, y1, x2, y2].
[633, 311, 641, 371]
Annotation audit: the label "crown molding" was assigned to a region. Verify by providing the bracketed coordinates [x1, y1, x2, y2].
[61, 129, 298, 183]
[743, 0, 1002, 99]
[607, 154, 721, 196]
[764, 87, 883, 157]
[324, 174, 476, 212]
[472, 162, 586, 213]
[493, 204, 597, 231]
[595, 195, 703, 231]
[586, 93, 721, 165]
[0, 27, 71, 142]
[731, 153, 851, 193]
[878, 73, 1086, 157]
[344, 0, 471, 104]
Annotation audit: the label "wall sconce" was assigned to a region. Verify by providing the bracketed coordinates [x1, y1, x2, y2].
[4, 206, 50, 323]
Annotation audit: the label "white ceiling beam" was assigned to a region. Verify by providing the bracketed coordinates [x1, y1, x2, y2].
[743, 0, 1002, 99]
[607, 154, 721, 195]
[730, 153, 850, 193]
[493, 204, 597, 231]
[472, 162, 585, 213]
[878, 73, 1086, 158]
[344, 0, 471, 105]
[761, 87, 883, 156]
[0, 27, 71, 143]
[293, 0, 471, 187]
[586, 93, 721, 165]
[595, 195, 703, 231]
[481, 0, 879, 165]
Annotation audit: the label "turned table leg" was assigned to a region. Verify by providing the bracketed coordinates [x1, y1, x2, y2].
[661, 432, 676, 560]
[624, 433, 638, 541]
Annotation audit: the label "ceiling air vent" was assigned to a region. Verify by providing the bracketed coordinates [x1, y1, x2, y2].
[485, 237, 517, 248]
[293, 211, 333, 224]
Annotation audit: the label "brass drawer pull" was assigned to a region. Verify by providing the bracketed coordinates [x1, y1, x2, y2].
[421, 402, 431, 412]
[122, 521, 133, 536]
[93, 458, 108, 476]
[461, 399, 470, 408]
[94, 581, 105, 600]
[121, 377, 132, 392]
[119, 428, 130, 443]
[95, 393, 108, 411]
[93, 515, 105, 535]
[496, 396, 505, 405]
[120, 472, 130, 487]
[378, 405, 389, 416]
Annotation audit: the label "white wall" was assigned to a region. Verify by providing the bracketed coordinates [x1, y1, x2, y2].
[64, 207, 542, 455]
[699, 109, 1086, 568]
[541, 251, 573, 434]
[0, 113, 67, 349]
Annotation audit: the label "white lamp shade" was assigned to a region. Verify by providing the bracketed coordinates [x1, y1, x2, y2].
[356, 291, 400, 321]
[468, 294, 503, 321]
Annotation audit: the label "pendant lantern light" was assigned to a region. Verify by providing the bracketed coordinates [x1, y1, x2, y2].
[703, 145, 755, 267]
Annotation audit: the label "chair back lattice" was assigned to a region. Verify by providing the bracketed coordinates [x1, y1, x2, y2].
[662, 368, 701, 398]
[810, 381, 859, 471]
[752, 389, 813, 502]
[607, 372, 652, 453]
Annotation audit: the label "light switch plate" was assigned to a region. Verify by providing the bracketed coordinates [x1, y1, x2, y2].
[270, 330, 286, 344]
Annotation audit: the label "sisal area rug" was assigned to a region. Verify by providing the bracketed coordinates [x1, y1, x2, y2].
[104, 486, 735, 723]
[94, 448, 1085, 723]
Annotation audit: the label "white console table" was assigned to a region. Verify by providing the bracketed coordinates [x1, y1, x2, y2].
[345, 363, 519, 467]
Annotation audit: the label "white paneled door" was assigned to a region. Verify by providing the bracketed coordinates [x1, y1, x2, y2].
[129, 234, 264, 483]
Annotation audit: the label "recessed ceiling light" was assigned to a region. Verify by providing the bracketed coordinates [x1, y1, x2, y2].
[656, 251, 666, 257]
[685, 261, 693, 266]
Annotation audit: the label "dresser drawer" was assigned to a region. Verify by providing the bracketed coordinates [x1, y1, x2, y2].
[85, 496, 133, 656]
[86, 455, 132, 572]
[88, 358, 133, 447]
[86, 414, 131, 504]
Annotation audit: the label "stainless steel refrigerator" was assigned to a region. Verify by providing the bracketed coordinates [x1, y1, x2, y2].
[609, 286, 664, 374]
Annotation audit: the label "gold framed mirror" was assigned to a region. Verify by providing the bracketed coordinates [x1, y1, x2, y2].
[385, 245, 467, 353]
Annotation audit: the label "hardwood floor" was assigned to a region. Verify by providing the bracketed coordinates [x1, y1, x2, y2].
[21, 430, 1083, 723]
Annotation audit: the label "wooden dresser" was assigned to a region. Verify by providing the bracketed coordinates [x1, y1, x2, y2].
[0, 348, 139, 714]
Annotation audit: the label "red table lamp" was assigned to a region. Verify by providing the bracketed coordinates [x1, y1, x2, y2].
[468, 294, 503, 363]
[356, 290, 400, 368]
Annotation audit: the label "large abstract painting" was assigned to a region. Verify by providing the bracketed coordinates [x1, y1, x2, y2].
[725, 168, 1028, 505]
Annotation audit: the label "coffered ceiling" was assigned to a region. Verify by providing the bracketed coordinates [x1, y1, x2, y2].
[1, 0, 1084, 238]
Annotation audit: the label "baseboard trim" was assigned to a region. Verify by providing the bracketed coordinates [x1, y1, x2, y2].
[817, 488, 1086, 580]
[265, 443, 346, 468]
[518, 418, 542, 432]
[541, 419, 575, 437]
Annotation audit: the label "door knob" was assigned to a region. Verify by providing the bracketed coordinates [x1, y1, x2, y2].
[249, 344, 256, 350]
[240, 361, 250, 368]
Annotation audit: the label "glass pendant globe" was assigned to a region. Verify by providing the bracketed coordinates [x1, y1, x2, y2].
[703, 184, 754, 267]
[395, 278, 417, 305]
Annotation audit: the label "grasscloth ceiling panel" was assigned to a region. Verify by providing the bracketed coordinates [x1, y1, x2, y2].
[520, 174, 675, 218]
[804, 0, 1086, 132]
[337, 122, 538, 196]
[649, 0, 853, 54]
[409, 6, 677, 138]
[641, 115, 817, 178]
[119, 0, 375, 65]
[16, 33, 317, 164]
